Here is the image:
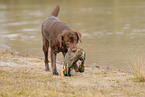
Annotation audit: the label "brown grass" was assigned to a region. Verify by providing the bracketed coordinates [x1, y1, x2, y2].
[0, 49, 145, 97]
[129, 56, 145, 82]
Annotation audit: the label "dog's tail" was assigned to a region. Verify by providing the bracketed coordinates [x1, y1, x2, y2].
[50, 5, 60, 17]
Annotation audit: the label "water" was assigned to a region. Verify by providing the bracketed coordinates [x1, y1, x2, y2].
[1, 0, 145, 71]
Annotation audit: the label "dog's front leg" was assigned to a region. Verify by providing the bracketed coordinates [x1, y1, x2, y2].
[51, 51, 59, 75]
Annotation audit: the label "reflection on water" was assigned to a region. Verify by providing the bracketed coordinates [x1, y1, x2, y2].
[1, 0, 145, 70]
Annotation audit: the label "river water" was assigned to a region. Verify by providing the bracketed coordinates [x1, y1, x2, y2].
[1, 0, 145, 70]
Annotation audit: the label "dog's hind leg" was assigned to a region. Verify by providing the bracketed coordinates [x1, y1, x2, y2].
[43, 37, 50, 71]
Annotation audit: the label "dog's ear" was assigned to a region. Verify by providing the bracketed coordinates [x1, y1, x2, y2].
[75, 31, 82, 43]
[57, 34, 63, 47]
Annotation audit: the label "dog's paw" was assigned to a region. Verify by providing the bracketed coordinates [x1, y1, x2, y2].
[53, 71, 59, 75]
[45, 68, 50, 72]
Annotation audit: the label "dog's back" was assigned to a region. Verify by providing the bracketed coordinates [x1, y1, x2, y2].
[44, 5, 60, 25]
[42, 5, 61, 32]
[41, 5, 71, 41]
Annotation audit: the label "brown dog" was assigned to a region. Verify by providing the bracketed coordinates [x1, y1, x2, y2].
[41, 5, 81, 75]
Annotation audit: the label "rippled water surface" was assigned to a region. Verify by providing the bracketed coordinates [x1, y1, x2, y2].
[1, 0, 145, 70]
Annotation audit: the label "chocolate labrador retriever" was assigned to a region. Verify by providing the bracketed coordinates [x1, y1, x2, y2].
[41, 5, 81, 75]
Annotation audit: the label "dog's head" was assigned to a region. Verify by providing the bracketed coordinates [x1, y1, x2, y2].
[57, 29, 81, 52]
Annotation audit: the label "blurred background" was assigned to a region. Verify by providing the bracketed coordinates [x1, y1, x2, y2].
[1, 0, 145, 71]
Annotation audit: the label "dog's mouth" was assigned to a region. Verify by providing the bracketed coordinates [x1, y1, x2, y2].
[68, 48, 77, 52]
[72, 49, 77, 52]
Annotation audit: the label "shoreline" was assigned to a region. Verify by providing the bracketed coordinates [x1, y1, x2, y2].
[0, 49, 145, 97]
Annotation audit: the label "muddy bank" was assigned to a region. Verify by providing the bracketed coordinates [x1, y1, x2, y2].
[0, 49, 145, 97]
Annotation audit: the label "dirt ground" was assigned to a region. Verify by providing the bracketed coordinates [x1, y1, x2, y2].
[0, 49, 145, 97]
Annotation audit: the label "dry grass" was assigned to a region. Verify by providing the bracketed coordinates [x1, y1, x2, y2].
[0, 49, 145, 97]
[129, 56, 145, 82]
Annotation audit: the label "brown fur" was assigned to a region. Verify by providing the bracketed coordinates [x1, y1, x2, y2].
[41, 5, 81, 75]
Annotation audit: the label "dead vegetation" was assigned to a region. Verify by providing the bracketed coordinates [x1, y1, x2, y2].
[129, 56, 145, 82]
[0, 49, 145, 97]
